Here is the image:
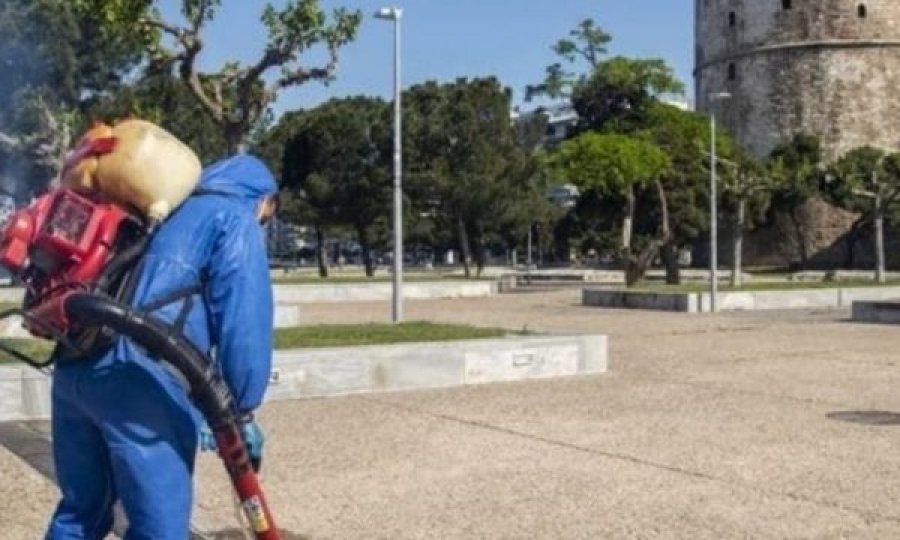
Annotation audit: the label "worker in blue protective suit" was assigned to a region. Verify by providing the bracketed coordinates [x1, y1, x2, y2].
[45, 155, 278, 540]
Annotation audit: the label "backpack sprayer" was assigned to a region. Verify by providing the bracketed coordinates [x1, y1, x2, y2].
[0, 120, 281, 540]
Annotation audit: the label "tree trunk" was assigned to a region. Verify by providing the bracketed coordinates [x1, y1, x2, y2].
[356, 226, 375, 278]
[621, 186, 637, 286]
[789, 208, 808, 270]
[843, 218, 864, 269]
[457, 216, 473, 278]
[315, 225, 328, 278]
[224, 121, 248, 156]
[474, 235, 485, 278]
[661, 241, 681, 285]
[622, 187, 635, 253]
[731, 198, 745, 287]
[624, 256, 641, 287]
[875, 193, 886, 283]
[655, 180, 677, 285]
[623, 182, 670, 288]
[471, 222, 486, 278]
[625, 244, 661, 287]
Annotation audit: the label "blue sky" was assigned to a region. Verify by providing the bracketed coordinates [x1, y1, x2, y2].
[158, 0, 694, 116]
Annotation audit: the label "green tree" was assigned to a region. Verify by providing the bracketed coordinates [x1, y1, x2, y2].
[82, 0, 362, 154]
[719, 149, 774, 286]
[86, 73, 229, 163]
[825, 147, 900, 283]
[573, 57, 684, 134]
[252, 110, 307, 179]
[277, 187, 330, 277]
[0, 0, 144, 198]
[525, 18, 610, 101]
[551, 132, 670, 285]
[404, 78, 539, 277]
[281, 97, 392, 277]
[768, 134, 824, 269]
[528, 18, 687, 275]
[527, 18, 683, 133]
[640, 103, 722, 284]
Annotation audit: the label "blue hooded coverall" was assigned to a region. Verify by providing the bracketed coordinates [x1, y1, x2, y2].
[46, 155, 277, 539]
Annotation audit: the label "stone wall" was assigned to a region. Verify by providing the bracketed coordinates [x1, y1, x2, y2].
[695, 0, 900, 159]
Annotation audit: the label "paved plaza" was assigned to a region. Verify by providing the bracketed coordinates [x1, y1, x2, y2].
[4, 290, 900, 538]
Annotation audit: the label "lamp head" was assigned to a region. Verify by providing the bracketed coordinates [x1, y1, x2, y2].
[375, 7, 402, 20]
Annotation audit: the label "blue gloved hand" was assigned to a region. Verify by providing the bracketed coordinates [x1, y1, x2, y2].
[199, 423, 216, 452]
[239, 419, 265, 463]
[198, 415, 265, 462]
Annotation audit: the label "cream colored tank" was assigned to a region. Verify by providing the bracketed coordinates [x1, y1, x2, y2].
[62, 119, 202, 222]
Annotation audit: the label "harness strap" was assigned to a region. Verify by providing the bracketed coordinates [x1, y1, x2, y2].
[140, 283, 204, 313]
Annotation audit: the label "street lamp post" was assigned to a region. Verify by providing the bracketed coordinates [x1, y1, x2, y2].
[375, 6, 404, 323]
[873, 167, 886, 284]
[709, 91, 731, 313]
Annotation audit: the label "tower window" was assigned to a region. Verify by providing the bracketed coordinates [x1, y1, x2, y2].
[858, 4, 868, 18]
[782, 0, 792, 10]
[728, 63, 737, 80]
[728, 11, 737, 27]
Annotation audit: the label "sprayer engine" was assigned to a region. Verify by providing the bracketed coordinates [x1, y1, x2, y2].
[0, 189, 134, 338]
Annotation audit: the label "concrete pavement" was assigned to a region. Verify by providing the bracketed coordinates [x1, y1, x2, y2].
[6, 290, 900, 538]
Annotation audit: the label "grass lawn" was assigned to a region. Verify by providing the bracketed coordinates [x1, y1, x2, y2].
[274, 321, 507, 349]
[272, 274, 494, 284]
[0, 338, 55, 365]
[0, 322, 508, 364]
[633, 279, 900, 293]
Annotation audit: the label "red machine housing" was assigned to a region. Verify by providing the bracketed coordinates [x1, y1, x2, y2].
[0, 189, 130, 337]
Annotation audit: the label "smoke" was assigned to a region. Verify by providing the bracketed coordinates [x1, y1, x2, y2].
[0, 0, 61, 204]
[0, 193, 14, 227]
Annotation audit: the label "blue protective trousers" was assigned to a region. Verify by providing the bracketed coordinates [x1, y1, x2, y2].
[45, 357, 200, 540]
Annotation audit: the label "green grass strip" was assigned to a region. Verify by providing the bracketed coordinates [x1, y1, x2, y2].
[0, 338, 55, 365]
[272, 275, 493, 284]
[274, 321, 506, 349]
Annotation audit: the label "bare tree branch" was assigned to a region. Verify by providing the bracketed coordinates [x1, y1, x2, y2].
[274, 64, 334, 90]
[190, 0, 214, 34]
[573, 45, 598, 68]
[137, 12, 224, 122]
[138, 16, 188, 45]
[180, 39, 221, 120]
[183, 64, 224, 122]
[270, 45, 338, 94]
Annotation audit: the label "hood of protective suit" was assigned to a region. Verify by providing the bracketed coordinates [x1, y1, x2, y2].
[198, 155, 277, 210]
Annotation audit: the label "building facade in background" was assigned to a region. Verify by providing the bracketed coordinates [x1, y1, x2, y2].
[695, 0, 900, 159]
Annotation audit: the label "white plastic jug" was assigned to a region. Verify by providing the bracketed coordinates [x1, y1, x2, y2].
[62, 119, 202, 222]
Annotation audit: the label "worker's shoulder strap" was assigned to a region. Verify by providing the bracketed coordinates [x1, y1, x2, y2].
[138, 269, 210, 333]
[139, 279, 206, 312]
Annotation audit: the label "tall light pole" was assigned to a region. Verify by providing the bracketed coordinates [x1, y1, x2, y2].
[375, 6, 404, 322]
[872, 166, 886, 284]
[709, 91, 731, 313]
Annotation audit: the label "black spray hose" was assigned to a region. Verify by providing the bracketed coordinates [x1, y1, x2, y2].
[63, 293, 237, 430]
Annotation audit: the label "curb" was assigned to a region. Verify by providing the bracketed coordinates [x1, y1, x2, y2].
[851, 300, 900, 324]
[0, 334, 608, 421]
[0, 280, 498, 307]
[583, 286, 900, 313]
